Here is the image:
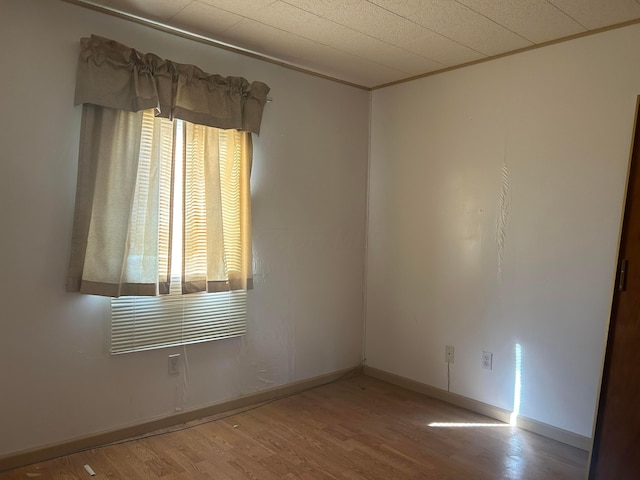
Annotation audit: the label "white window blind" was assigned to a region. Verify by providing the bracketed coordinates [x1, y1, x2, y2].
[110, 290, 246, 354]
[109, 115, 249, 354]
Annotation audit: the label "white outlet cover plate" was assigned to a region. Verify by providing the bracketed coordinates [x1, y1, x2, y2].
[445, 345, 454, 363]
[482, 351, 493, 370]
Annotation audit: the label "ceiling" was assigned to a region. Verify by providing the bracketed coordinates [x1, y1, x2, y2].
[72, 0, 640, 89]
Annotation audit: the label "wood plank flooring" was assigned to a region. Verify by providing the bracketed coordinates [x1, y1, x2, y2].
[0, 375, 589, 479]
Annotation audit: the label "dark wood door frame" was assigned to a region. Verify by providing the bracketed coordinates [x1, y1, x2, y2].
[589, 96, 640, 479]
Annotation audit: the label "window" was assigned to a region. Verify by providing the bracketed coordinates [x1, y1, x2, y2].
[66, 36, 269, 354]
[109, 118, 248, 354]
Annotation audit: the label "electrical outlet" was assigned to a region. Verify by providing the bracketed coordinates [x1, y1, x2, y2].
[445, 345, 455, 363]
[168, 353, 181, 375]
[482, 351, 493, 370]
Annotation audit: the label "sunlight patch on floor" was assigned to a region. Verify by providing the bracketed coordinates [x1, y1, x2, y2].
[428, 422, 512, 428]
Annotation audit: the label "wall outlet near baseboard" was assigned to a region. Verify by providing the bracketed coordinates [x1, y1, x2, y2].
[445, 345, 455, 363]
[168, 353, 181, 375]
[482, 351, 493, 370]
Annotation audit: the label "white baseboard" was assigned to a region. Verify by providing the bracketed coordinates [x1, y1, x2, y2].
[0, 366, 362, 473]
[1, 364, 590, 473]
[363, 365, 592, 452]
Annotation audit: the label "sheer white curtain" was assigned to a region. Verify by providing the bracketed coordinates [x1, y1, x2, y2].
[67, 108, 254, 297]
[182, 124, 253, 294]
[66, 36, 267, 298]
[67, 106, 171, 296]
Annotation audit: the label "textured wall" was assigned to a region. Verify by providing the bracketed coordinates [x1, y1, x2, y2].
[366, 24, 640, 437]
[0, 0, 368, 456]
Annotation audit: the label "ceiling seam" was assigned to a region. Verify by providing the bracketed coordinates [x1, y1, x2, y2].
[276, 0, 448, 73]
[545, 0, 589, 30]
[452, 0, 537, 45]
[165, 1, 190, 23]
[218, 17, 412, 77]
[169, 0, 257, 34]
[365, 0, 492, 57]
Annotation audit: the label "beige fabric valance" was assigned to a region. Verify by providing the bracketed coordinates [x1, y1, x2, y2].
[74, 35, 270, 134]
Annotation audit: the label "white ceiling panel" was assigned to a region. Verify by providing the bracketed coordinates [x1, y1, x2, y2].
[277, 0, 364, 19]
[549, 0, 640, 29]
[285, 0, 434, 45]
[219, 18, 311, 61]
[370, 47, 444, 75]
[170, 2, 243, 36]
[399, 30, 487, 67]
[70, 0, 640, 87]
[434, 13, 533, 57]
[196, 0, 278, 17]
[248, 1, 445, 74]
[244, 1, 383, 53]
[373, 0, 533, 55]
[218, 16, 411, 87]
[458, 0, 586, 43]
[106, 0, 192, 21]
[294, 42, 409, 86]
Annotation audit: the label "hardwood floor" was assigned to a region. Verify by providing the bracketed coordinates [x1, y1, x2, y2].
[0, 375, 588, 479]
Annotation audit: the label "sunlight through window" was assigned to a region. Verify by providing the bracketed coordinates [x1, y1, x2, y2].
[170, 120, 184, 294]
[510, 343, 522, 425]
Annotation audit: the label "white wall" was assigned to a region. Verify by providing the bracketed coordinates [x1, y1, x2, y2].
[3, 0, 636, 459]
[367, 25, 640, 438]
[0, 0, 368, 456]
